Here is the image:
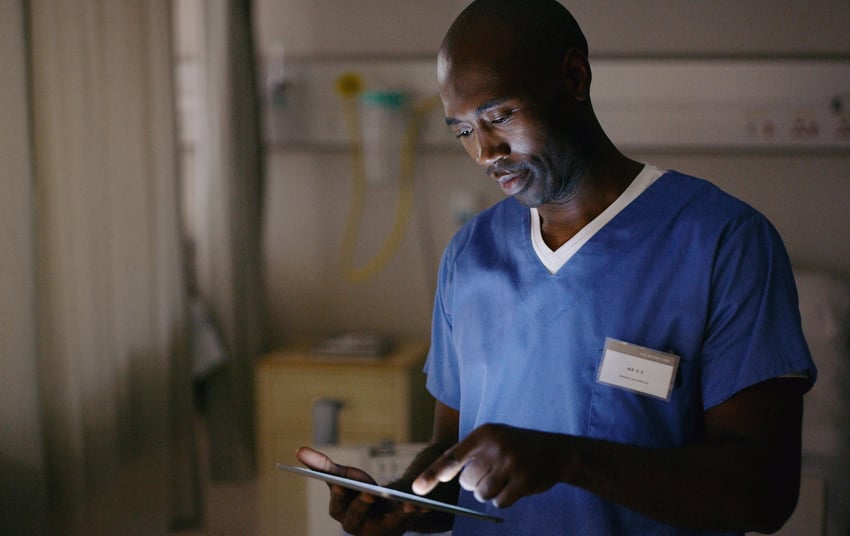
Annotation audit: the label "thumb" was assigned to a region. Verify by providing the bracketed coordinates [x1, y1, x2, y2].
[296, 446, 339, 473]
[296, 446, 375, 484]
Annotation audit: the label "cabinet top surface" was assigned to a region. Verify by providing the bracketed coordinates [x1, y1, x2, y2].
[257, 339, 429, 370]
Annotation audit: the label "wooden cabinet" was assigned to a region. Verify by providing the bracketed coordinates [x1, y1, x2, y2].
[255, 340, 433, 536]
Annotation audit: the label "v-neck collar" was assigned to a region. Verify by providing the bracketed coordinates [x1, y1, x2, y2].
[530, 164, 665, 275]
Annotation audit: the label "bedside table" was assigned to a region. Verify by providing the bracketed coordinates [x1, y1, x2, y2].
[255, 339, 434, 536]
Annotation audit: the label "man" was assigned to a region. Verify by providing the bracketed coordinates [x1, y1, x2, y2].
[297, 1, 816, 534]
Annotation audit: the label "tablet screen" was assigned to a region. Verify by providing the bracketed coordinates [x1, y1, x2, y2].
[277, 463, 503, 524]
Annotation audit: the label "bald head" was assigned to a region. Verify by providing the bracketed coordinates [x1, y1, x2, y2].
[440, 0, 587, 78]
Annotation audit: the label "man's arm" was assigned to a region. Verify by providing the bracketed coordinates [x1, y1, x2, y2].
[413, 377, 806, 533]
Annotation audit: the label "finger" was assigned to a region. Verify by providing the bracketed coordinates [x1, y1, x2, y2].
[378, 502, 426, 533]
[340, 492, 376, 535]
[328, 484, 355, 520]
[473, 470, 508, 504]
[458, 458, 491, 494]
[411, 456, 464, 495]
[401, 501, 428, 515]
[460, 458, 509, 504]
[296, 446, 375, 483]
[412, 444, 472, 495]
[493, 479, 523, 509]
[295, 446, 337, 473]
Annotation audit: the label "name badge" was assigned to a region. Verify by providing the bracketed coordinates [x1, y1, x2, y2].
[597, 338, 680, 401]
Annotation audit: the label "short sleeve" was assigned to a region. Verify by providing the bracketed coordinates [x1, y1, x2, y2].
[701, 213, 816, 409]
[423, 245, 462, 410]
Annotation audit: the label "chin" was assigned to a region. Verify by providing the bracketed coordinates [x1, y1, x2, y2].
[512, 191, 544, 208]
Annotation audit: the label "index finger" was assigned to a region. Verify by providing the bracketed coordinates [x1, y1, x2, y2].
[411, 442, 473, 496]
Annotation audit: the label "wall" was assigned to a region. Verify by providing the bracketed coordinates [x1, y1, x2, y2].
[256, 0, 850, 346]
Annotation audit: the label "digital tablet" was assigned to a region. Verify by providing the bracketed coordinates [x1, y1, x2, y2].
[277, 463, 503, 523]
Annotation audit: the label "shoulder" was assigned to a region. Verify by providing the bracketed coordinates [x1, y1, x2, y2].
[649, 170, 773, 238]
[442, 197, 527, 261]
[654, 170, 755, 215]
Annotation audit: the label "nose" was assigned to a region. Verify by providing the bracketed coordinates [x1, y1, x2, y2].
[471, 128, 509, 167]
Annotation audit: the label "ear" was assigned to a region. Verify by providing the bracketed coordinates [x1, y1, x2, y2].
[560, 47, 591, 102]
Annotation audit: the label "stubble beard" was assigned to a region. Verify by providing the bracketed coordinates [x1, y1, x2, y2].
[513, 150, 590, 208]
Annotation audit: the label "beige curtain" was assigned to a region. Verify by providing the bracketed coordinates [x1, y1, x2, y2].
[191, 0, 267, 480]
[0, 0, 48, 533]
[21, 0, 198, 533]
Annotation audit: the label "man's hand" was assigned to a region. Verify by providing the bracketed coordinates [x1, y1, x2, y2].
[415, 378, 806, 532]
[412, 424, 567, 508]
[296, 446, 425, 536]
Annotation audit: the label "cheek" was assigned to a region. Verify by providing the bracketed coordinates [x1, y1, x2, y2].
[460, 138, 478, 160]
[505, 124, 537, 154]
[509, 117, 554, 158]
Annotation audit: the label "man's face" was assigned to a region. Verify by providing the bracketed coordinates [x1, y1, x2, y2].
[437, 45, 587, 208]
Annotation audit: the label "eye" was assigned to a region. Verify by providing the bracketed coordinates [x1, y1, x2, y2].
[454, 127, 473, 139]
[489, 109, 515, 125]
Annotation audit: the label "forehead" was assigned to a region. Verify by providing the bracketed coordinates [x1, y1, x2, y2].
[437, 46, 538, 116]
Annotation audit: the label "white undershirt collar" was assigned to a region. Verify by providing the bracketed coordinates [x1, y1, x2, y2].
[530, 164, 664, 274]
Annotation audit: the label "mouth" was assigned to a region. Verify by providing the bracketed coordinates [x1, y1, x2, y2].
[495, 170, 528, 196]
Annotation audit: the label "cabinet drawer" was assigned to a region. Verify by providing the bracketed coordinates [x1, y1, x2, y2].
[258, 367, 409, 438]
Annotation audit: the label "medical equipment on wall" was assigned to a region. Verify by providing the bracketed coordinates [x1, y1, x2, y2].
[262, 45, 297, 145]
[334, 71, 441, 284]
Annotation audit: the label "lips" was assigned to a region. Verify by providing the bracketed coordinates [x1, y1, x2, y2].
[496, 170, 527, 195]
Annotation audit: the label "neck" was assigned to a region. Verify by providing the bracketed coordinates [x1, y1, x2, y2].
[537, 147, 642, 250]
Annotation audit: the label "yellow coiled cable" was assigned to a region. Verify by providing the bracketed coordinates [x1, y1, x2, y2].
[336, 72, 441, 283]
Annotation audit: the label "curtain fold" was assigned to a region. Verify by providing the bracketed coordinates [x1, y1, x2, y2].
[193, 0, 267, 481]
[28, 0, 198, 533]
[0, 0, 48, 533]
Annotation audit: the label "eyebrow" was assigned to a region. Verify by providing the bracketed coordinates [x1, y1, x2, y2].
[444, 98, 512, 126]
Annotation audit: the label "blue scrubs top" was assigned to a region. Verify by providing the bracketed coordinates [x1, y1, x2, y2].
[424, 171, 816, 535]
